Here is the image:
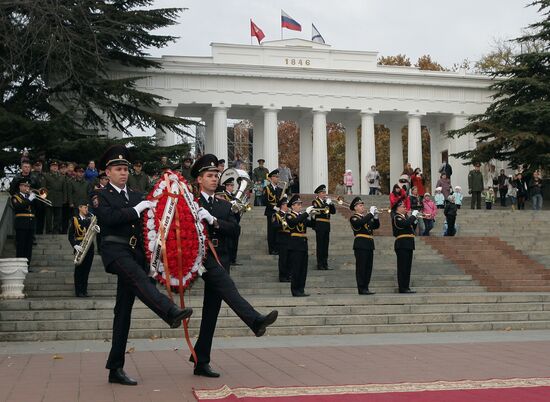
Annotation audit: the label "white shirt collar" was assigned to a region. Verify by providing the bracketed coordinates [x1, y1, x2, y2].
[110, 183, 128, 194]
[201, 191, 214, 201]
[79, 214, 87, 220]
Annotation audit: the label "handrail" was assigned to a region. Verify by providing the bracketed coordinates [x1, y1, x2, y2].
[0, 194, 14, 256]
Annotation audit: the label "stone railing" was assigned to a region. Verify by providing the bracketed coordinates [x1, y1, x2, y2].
[0, 194, 14, 256]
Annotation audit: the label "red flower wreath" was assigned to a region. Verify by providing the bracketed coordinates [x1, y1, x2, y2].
[142, 171, 206, 290]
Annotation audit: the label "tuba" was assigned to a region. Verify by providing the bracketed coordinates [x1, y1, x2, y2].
[219, 168, 253, 214]
[74, 215, 100, 265]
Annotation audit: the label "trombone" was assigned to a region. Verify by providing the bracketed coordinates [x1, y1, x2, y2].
[336, 197, 391, 214]
[31, 188, 53, 207]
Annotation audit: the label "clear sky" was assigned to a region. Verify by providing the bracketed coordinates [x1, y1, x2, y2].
[148, 0, 540, 67]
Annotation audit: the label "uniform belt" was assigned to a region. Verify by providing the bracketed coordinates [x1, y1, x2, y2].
[355, 234, 373, 239]
[15, 213, 34, 217]
[103, 235, 139, 248]
[291, 233, 307, 237]
[396, 234, 415, 240]
[316, 218, 330, 223]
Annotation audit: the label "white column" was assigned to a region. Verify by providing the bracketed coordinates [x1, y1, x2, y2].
[263, 108, 279, 173]
[360, 111, 377, 195]
[449, 114, 470, 192]
[407, 113, 424, 172]
[203, 113, 214, 155]
[156, 106, 178, 146]
[251, 113, 265, 167]
[344, 118, 360, 194]
[312, 109, 329, 191]
[388, 122, 404, 187]
[211, 106, 228, 162]
[427, 123, 440, 193]
[299, 115, 313, 193]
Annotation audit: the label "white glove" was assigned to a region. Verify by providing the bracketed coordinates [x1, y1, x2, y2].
[412, 210, 419, 217]
[198, 207, 215, 225]
[373, 212, 379, 219]
[28, 192, 36, 201]
[74, 245, 83, 253]
[369, 206, 376, 215]
[305, 206, 314, 215]
[133, 200, 154, 215]
[326, 197, 332, 205]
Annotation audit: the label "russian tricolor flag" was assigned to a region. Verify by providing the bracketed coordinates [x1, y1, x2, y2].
[281, 10, 301, 32]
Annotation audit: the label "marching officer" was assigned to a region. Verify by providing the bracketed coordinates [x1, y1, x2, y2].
[285, 195, 314, 297]
[311, 184, 336, 270]
[95, 145, 193, 386]
[11, 178, 38, 268]
[44, 161, 67, 234]
[263, 169, 282, 255]
[191, 154, 278, 378]
[68, 202, 95, 297]
[349, 197, 380, 295]
[272, 195, 290, 282]
[391, 199, 419, 294]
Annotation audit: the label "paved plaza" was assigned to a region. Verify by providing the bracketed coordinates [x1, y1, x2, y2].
[1, 330, 550, 401]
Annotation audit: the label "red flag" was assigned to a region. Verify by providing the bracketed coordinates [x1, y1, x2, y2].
[250, 20, 265, 44]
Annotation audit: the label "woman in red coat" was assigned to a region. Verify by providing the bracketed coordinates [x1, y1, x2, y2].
[410, 168, 426, 196]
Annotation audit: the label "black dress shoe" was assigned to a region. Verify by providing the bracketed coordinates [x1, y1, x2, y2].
[324, 266, 333, 270]
[253, 310, 278, 337]
[194, 364, 221, 378]
[399, 289, 416, 294]
[317, 266, 326, 270]
[76, 293, 85, 298]
[232, 261, 242, 266]
[279, 278, 291, 283]
[292, 292, 310, 297]
[168, 306, 193, 328]
[108, 368, 138, 385]
[359, 290, 376, 295]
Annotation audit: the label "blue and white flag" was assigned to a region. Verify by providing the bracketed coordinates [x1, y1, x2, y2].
[312, 23, 325, 44]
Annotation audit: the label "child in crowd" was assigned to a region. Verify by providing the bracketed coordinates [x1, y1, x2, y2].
[453, 186, 463, 209]
[507, 177, 518, 210]
[482, 187, 495, 210]
[422, 193, 437, 236]
[444, 195, 458, 236]
[434, 187, 445, 209]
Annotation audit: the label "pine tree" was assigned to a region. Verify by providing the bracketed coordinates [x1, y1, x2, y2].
[0, 0, 192, 172]
[448, 0, 550, 170]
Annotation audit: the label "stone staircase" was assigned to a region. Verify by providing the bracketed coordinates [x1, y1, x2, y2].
[1, 202, 550, 341]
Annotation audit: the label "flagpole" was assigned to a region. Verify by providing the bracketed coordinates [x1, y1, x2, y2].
[250, 19, 253, 45]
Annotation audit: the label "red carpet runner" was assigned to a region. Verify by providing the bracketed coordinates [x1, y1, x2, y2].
[195, 377, 550, 401]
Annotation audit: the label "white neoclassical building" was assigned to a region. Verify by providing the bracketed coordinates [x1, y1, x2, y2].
[111, 39, 495, 194]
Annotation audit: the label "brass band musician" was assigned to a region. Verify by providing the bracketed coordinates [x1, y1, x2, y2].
[11, 178, 38, 268]
[68, 202, 94, 297]
[263, 169, 282, 255]
[311, 184, 336, 270]
[271, 195, 290, 282]
[349, 197, 380, 295]
[391, 199, 419, 294]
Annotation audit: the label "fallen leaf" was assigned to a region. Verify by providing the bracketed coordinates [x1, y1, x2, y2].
[53, 355, 63, 360]
[126, 347, 135, 354]
[149, 335, 159, 341]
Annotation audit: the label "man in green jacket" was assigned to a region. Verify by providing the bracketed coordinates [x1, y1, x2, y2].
[127, 160, 150, 195]
[44, 161, 68, 234]
[68, 166, 91, 216]
[468, 162, 484, 209]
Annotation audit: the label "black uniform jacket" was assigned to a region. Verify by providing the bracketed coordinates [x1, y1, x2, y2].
[263, 184, 282, 216]
[68, 214, 92, 247]
[285, 211, 312, 251]
[272, 210, 290, 242]
[200, 194, 240, 269]
[311, 197, 336, 232]
[350, 213, 380, 250]
[391, 212, 417, 250]
[94, 183, 144, 269]
[11, 193, 36, 230]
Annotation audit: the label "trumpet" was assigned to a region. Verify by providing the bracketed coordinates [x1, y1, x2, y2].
[30, 188, 53, 206]
[336, 196, 351, 208]
[306, 206, 330, 216]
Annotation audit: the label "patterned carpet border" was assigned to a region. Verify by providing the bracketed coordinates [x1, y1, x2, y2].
[194, 377, 550, 400]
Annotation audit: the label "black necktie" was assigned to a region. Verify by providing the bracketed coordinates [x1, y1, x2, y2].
[208, 196, 213, 208]
[121, 190, 128, 200]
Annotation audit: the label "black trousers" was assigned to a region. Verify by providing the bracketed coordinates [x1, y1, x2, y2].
[105, 252, 174, 370]
[277, 238, 290, 280]
[45, 207, 63, 234]
[445, 216, 456, 236]
[470, 191, 482, 209]
[354, 249, 374, 292]
[266, 215, 278, 253]
[15, 228, 33, 265]
[61, 204, 71, 234]
[315, 230, 330, 268]
[288, 248, 308, 295]
[395, 248, 413, 291]
[74, 248, 94, 295]
[499, 189, 507, 206]
[194, 263, 260, 365]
